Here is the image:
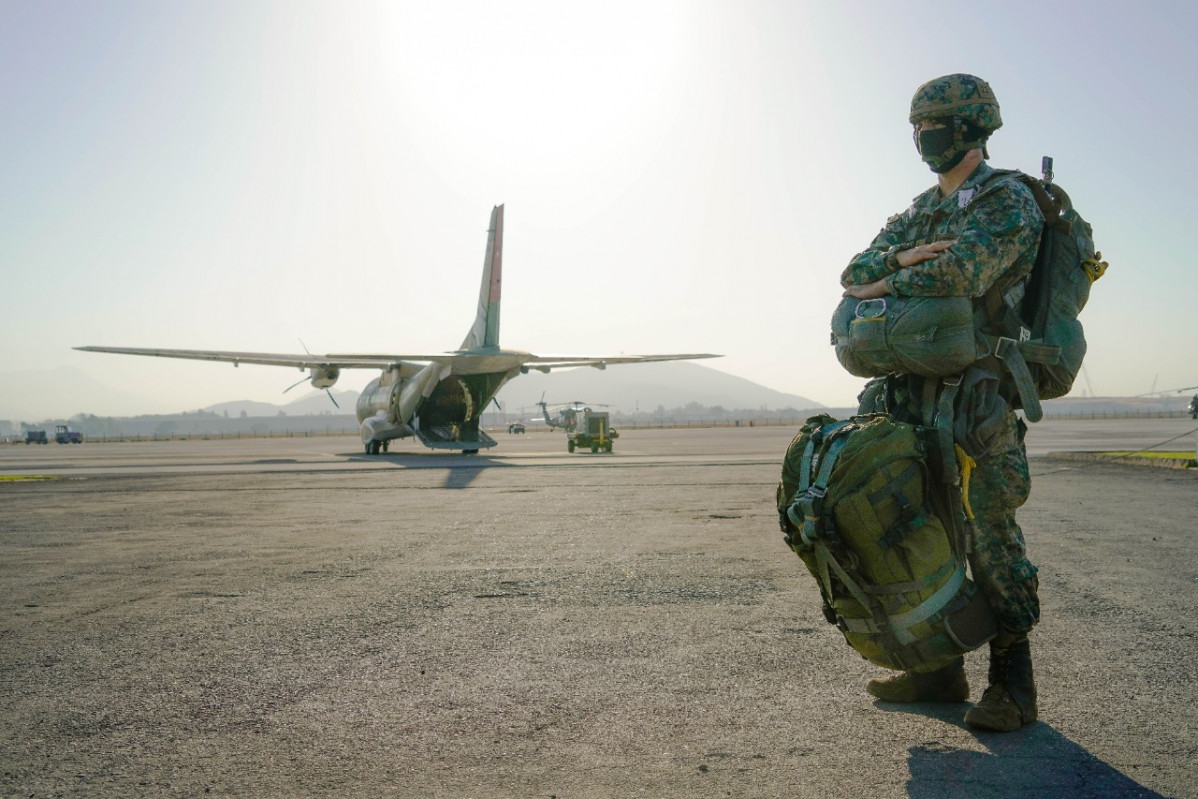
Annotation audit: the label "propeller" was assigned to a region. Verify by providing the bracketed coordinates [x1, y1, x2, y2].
[279, 339, 341, 409]
[282, 374, 339, 408]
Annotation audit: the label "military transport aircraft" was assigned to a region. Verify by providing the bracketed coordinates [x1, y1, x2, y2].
[78, 205, 719, 454]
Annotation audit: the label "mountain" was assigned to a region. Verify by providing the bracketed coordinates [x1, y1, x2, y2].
[492, 361, 821, 416]
[204, 390, 358, 418]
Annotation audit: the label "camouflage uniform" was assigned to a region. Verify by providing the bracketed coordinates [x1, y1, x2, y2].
[841, 160, 1043, 634]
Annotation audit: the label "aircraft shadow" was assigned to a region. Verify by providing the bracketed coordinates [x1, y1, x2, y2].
[877, 703, 1174, 798]
[342, 452, 509, 489]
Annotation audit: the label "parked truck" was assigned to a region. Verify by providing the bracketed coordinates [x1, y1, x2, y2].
[566, 409, 617, 454]
[55, 424, 83, 444]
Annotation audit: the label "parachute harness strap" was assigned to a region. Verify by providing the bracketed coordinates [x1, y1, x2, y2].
[930, 376, 975, 558]
[994, 336, 1044, 423]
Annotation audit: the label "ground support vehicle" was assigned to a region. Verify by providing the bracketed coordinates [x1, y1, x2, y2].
[566, 411, 617, 453]
[25, 430, 48, 444]
[55, 425, 83, 444]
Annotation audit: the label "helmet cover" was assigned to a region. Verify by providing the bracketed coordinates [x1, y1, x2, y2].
[910, 74, 1002, 172]
[909, 73, 1002, 132]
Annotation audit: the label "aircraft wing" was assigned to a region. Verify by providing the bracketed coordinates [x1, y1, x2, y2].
[312, 351, 724, 370]
[520, 353, 722, 368]
[75, 346, 721, 371]
[74, 346, 404, 369]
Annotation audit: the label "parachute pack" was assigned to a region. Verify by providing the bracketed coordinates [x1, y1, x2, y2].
[777, 414, 996, 673]
[978, 159, 1107, 420]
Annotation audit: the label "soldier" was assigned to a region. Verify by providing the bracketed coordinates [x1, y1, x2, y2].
[840, 74, 1043, 732]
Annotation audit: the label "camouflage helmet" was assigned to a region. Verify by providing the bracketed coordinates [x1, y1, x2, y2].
[909, 73, 1002, 133]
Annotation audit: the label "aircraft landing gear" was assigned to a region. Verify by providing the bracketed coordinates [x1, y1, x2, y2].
[365, 440, 382, 455]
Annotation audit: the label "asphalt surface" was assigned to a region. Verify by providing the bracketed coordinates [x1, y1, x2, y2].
[1, 421, 1195, 798]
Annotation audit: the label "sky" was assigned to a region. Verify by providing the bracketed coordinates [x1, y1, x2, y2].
[2, 0, 1195, 420]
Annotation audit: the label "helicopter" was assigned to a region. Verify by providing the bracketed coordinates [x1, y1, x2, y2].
[534, 396, 609, 432]
[534, 396, 618, 453]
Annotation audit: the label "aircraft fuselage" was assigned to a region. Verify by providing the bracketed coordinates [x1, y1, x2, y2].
[354, 350, 528, 452]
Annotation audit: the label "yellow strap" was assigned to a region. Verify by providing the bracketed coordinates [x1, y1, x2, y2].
[954, 444, 977, 520]
[1083, 251, 1108, 284]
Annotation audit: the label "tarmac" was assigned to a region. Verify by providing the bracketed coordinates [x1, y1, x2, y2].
[1, 419, 1195, 798]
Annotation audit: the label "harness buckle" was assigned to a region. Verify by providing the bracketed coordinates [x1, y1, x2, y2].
[995, 336, 1017, 360]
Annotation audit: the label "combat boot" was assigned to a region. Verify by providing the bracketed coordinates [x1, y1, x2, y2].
[867, 656, 968, 703]
[965, 634, 1037, 732]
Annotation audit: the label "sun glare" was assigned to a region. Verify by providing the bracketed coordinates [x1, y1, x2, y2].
[366, 2, 690, 186]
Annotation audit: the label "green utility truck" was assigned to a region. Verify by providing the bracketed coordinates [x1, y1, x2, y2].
[566, 409, 618, 453]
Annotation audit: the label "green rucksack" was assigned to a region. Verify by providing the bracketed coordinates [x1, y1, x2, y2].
[777, 413, 996, 673]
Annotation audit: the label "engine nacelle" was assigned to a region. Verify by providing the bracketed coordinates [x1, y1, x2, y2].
[309, 364, 340, 389]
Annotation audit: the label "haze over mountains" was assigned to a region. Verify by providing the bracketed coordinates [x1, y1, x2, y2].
[4, 362, 1192, 426]
[493, 361, 820, 418]
[2, 362, 822, 423]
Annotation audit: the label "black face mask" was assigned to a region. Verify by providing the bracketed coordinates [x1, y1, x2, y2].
[915, 126, 955, 159]
[913, 121, 968, 173]
[914, 119, 991, 174]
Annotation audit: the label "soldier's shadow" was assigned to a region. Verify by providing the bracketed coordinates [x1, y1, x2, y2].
[877, 703, 1174, 799]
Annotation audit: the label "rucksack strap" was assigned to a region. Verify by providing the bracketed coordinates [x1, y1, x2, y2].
[786, 420, 853, 544]
[836, 559, 966, 649]
[886, 560, 967, 644]
[991, 335, 1044, 423]
[983, 169, 1067, 232]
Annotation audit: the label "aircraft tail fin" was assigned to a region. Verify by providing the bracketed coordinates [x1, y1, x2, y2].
[461, 204, 503, 350]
